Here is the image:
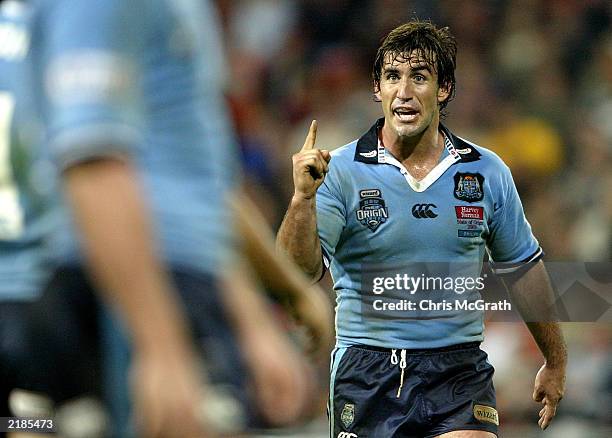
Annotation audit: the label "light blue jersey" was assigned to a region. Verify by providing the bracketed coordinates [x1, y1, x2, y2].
[29, 0, 238, 273]
[318, 119, 542, 349]
[0, 0, 54, 301]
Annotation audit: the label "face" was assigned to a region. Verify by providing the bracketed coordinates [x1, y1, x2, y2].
[375, 51, 449, 143]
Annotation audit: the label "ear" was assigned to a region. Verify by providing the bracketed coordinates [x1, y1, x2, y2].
[373, 83, 382, 102]
[437, 84, 450, 103]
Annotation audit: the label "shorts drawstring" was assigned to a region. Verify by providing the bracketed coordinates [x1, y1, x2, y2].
[390, 349, 407, 398]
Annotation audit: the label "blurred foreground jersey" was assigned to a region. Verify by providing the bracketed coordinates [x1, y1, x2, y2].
[29, 0, 238, 272]
[0, 0, 55, 301]
[318, 119, 543, 349]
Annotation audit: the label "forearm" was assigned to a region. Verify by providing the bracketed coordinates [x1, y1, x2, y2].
[63, 159, 191, 353]
[276, 195, 323, 282]
[525, 322, 567, 367]
[220, 261, 278, 348]
[233, 191, 316, 300]
[504, 260, 567, 366]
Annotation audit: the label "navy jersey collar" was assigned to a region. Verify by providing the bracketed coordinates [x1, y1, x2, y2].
[441, 124, 482, 163]
[354, 118, 481, 164]
[354, 118, 384, 163]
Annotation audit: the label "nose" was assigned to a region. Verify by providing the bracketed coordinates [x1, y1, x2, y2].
[396, 77, 413, 101]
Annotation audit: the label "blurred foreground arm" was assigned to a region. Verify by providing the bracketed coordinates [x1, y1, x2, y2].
[503, 260, 567, 430]
[220, 261, 314, 427]
[231, 190, 334, 356]
[276, 121, 331, 282]
[63, 158, 211, 438]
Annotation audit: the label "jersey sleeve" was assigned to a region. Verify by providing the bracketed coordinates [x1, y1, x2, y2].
[486, 163, 543, 276]
[39, 0, 147, 170]
[316, 164, 346, 270]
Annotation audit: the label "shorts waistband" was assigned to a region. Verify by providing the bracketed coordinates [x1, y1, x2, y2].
[352, 342, 481, 355]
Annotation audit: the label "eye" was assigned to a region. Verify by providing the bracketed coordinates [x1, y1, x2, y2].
[385, 72, 399, 81]
[413, 74, 426, 82]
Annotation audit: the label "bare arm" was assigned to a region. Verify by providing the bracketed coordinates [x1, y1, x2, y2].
[277, 196, 322, 282]
[63, 158, 210, 438]
[276, 121, 330, 282]
[232, 190, 334, 355]
[64, 159, 188, 349]
[220, 261, 313, 427]
[503, 260, 567, 430]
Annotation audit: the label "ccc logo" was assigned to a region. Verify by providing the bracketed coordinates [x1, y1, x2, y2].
[412, 203, 438, 218]
[337, 433, 358, 438]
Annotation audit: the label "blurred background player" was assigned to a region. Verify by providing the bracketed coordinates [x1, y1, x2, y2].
[0, 0, 55, 421]
[2, 0, 332, 436]
[0, 0, 224, 435]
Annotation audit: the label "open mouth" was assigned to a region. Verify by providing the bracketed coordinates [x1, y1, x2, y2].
[393, 108, 418, 122]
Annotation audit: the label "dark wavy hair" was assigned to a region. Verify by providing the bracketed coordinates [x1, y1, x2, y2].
[372, 20, 457, 111]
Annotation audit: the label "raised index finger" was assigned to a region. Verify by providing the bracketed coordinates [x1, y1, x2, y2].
[301, 120, 318, 151]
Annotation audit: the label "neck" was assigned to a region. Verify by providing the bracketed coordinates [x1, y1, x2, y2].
[381, 113, 443, 162]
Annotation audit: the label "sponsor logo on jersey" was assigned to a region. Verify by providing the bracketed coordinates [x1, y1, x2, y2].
[357, 190, 388, 232]
[455, 205, 483, 220]
[455, 206, 484, 229]
[337, 433, 358, 438]
[473, 404, 499, 425]
[454, 172, 484, 202]
[412, 203, 438, 219]
[359, 150, 377, 158]
[458, 229, 481, 238]
[340, 403, 355, 428]
[456, 147, 472, 154]
[45, 51, 132, 105]
[360, 189, 380, 198]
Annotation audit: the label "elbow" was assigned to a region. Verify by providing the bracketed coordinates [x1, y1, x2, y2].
[275, 234, 324, 283]
[304, 263, 324, 284]
[289, 257, 323, 284]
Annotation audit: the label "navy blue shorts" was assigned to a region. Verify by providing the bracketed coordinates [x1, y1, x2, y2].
[28, 266, 259, 436]
[329, 342, 498, 438]
[0, 302, 43, 416]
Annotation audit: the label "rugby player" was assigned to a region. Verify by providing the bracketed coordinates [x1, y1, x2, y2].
[0, 0, 215, 435]
[278, 20, 567, 437]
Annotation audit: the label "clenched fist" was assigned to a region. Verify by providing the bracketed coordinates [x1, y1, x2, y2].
[292, 120, 331, 199]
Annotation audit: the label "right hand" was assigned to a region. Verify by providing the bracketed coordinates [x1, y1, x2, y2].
[533, 362, 566, 430]
[131, 346, 214, 438]
[242, 321, 315, 427]
[292, 120, 331, 199]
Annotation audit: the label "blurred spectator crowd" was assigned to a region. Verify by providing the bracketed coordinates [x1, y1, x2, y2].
[216, 1, 610, 436]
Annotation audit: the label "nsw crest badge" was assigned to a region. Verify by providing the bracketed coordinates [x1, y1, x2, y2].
[340, 403, 355, 428]
[453, 173, 484, 203]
